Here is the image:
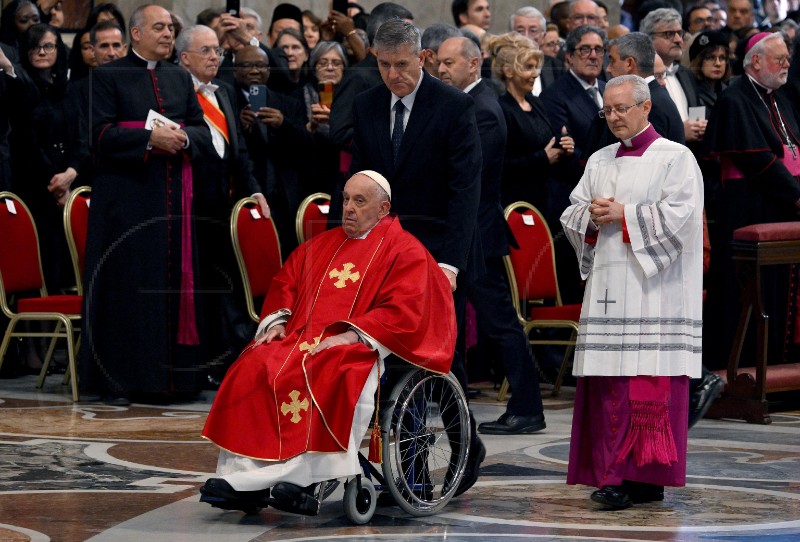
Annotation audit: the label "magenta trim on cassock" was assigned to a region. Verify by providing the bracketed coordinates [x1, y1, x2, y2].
[615, 124, 660, 158]
[117, 121, 198, 345]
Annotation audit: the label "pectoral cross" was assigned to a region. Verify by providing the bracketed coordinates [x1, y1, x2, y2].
[280, 390, 309, 423]
[597, 288, 616, 314]
[329, 262, 360, 288]
[299, 335, 321, 353]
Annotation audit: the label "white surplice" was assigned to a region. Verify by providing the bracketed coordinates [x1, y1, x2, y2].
[560, 133, 704, 378]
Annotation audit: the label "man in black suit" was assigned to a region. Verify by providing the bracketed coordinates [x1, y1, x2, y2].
[586, 31, 685, 155]
[232, 45, 309, 255]
[641, 8, 706, 144]
[350, 19, 483, 495]
[0, 42, 19, 191]
[510, 6, 564, 94]
[438, 36, 546, 436]
[177, 26, 268, 383]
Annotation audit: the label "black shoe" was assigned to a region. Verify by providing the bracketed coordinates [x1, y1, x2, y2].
[590, 485, 633, 509]
[77, 393, 102, 403]
[102, 395, 131, 406]
[688, 372, 724, 429]
[622, 480, 664, 504]
[270, 482, 321, 516]
[452, 437, 486, 497]
[199, 478, 269, 514]
[478, 413, 546, 435]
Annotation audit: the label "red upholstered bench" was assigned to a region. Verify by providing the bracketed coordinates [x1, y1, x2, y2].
[706, 222, 800, 424]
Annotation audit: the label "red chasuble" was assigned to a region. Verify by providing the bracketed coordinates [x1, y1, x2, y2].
[202, 216, 456, 461]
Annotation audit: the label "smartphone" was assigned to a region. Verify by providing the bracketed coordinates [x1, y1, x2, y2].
[318, 82, 334, 107]
[249, 84, 268, 111]
[332, 0, 348, 15]
[226, 0, 240, 17]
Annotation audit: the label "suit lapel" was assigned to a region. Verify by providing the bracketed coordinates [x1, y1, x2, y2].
[568, 73, 600, 121]
[677, 66, 698, 107]
[215, 85, 236, 157]
[371, 86, 394, 173]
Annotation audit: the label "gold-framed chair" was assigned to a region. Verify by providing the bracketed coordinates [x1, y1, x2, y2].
[500, 201, 581, 398]
[231, 197, 283, 323]
[295, 192, 331, 245]
[0, 192, 81, 401]
[63, 186, 92, 296]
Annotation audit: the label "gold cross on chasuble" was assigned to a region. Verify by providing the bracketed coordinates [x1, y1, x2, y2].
[280, 390, 309, 423]
[299, 335, 321, 352]
[329, 262, 360, 288]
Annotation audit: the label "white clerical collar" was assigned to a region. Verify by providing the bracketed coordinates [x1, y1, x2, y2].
[746, 73, 773, 94]
[621, 123, 652, 147]
[132, 48, 159, 69]
[643, 75, 655, 84]
[390, 68, 424, 113]
[462, 78, 481, 94]
[348, 220, 382, 239]
[191, 73, 218, 94]
[569, 68, 597, 91]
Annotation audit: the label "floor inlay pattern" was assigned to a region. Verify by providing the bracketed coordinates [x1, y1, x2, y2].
[1, 376, 798, 542]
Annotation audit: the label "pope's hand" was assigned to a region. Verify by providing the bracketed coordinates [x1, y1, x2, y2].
[311, 330, 360, 354]
[442, 268, 457, 292]
[255, 323, 285, 346]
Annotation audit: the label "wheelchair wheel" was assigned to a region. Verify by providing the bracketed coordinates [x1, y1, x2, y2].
[343, 476, 376, 525]
[381, 369, 470, 516]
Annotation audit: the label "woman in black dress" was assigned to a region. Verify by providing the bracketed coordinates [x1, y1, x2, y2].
[489, 32, 574, 214]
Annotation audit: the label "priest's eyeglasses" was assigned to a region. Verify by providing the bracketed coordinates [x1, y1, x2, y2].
[186, 46, 225, 57]
[598, 101, 644, 119]
[651, 30, 685, 40]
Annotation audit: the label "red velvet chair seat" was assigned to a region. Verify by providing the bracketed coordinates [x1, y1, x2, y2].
[733, 222, 800, 242]
[529, 303, 582, 321]
[18, 295, 82, 314]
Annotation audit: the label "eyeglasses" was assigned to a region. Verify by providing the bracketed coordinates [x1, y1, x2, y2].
[651, 30, 685, 40]
[690, 16, 714, 27]
[515, 27, 543, 37]
[34, 43, 56, 54]
[574, 45, 605, 57]
[316, 59, 344, 68]
[702, 54, 727, 64]
[768, 55, 790, 66]
[186, 46, 224, 57]
[571, 14, 599, 23]
[598, 101, 644, 118]
[234, 62, 270, 70]
[653, 72, 666, 81]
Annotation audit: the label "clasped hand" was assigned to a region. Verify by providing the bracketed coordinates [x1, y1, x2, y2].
[589, 197, 623, 225]
[149, 124, 187, 154]
[254, 324, 360, 355]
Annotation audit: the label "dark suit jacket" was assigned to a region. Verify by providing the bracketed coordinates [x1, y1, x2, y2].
[468, 80, 513, 258]
[675, 64, 700, 109]
[350, 71, 482, 273]
[538, 55, 564, 92]
[539, 71, 605, 163]
[0, 43, 19, 190]
[192, 79, 260, 218]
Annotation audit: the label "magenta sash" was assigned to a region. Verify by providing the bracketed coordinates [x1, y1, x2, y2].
[117, 121, 198, 345]
[781, 145, 800, 177]
[616, 376, 678, 467]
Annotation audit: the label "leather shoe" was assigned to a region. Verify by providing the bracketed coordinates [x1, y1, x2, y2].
[622, 480, 664, 503]
[452, 437, 485, 497]
[688, 372, 724, 429]
[270, 482, 321, 516]
[199, 478, 269, 514]
[590, 485, 633, 509]
[478, 413, 546, 435]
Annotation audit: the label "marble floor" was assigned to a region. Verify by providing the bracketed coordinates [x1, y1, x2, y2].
[1, 374, 799, 542]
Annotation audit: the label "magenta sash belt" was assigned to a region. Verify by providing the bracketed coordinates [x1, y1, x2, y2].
[117, 121, 198, 345]
[722, 146, 800, 181]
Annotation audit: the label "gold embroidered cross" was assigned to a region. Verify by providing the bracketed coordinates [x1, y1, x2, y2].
[280, 390, 309, 423]
[329, 262, 360, 288]
[299, 335, 321, 353]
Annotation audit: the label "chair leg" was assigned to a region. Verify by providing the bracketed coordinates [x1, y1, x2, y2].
[0, 321, 17, 374]
[497, 377, 510, 401]
[63, 331, 80, 387]
[551, 334, 577, 398]
[38, 320, 63, 389]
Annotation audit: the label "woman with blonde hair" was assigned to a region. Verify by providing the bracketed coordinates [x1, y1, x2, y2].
[489, 32, 573, 210]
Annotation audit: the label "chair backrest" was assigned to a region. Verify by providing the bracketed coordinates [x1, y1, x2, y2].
[0, 192, 46, 305]
[295, 192, 331, 245]
[231, 197, 283, 322]
[503, 202, 563, 314]
[63, 186, 92, 295]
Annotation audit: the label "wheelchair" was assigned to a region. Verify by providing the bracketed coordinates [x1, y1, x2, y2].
[337, 366, 472, 524]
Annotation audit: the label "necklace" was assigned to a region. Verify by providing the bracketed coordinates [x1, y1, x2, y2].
[749, 77, 797, 159]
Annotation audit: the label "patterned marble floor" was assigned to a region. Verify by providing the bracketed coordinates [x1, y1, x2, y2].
[1, 375, 799, 542]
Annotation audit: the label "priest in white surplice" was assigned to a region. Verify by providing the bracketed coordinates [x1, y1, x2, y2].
[560, 75, 703, 510]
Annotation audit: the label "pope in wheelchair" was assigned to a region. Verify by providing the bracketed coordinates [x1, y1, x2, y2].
[201, 171, 467, 521]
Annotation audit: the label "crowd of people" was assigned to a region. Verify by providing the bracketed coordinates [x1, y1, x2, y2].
[0, 0, 799, 514]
